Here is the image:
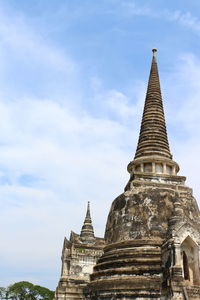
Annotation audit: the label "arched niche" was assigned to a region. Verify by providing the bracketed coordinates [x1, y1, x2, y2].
[183, 251, 190, 280]
[181, 236, 200, 285]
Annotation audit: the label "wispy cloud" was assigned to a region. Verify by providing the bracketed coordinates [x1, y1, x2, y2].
[165, 10, 200, 32]
[0, 8, 75, 72]
[120, 1, 200, 34]
[0, 4, 80, 110]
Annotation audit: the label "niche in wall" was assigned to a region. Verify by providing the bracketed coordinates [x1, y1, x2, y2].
[181, 236, 200, 285]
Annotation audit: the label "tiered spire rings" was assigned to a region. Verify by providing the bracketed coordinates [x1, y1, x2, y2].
[128, 49, 179, 177]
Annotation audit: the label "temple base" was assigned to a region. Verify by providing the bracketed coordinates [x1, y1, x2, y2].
[89, 239, 163, 299]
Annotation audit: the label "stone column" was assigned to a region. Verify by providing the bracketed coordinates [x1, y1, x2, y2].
[163, 163, 167, 174]
[152, 162, 156, 174]
[174, 243, 181, 266]
[171, 243, 183, 280]
[172, 165, 176, 175]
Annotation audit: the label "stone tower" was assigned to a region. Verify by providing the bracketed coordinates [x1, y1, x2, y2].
[88, 50, 200, 299]
[55, 202, 104, 300]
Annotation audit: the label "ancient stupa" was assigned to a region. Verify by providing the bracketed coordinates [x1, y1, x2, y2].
[55, 50, 200, 300]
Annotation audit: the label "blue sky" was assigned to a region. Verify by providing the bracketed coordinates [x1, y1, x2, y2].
[1, 0, 200, 290]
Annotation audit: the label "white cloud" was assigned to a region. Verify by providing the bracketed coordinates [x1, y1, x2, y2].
[0, 9, 75, 72]
[0, 4, 81, 114]
[169, 10, 200, 32]
[120, 1, 200, 34]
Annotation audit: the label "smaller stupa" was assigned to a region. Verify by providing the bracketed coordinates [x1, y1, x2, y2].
[54, 202, 105, 300]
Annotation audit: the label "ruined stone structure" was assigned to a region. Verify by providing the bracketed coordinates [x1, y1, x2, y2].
[55, 202, 104, 300]
[55, 50, 200, 299]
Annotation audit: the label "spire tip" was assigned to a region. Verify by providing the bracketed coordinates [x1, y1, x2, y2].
[152, 48, 157, 57]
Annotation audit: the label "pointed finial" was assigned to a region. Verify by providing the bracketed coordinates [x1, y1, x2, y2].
[152, 48, 157, 57]
[86, 201, 91, 219]
[80, 202, 95, 243]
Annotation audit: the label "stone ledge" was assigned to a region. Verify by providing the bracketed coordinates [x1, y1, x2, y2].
[89, 275, 162, 291]
[104, 239, 163, 252]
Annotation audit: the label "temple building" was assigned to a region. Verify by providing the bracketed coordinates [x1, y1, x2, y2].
[55, 50, 200, 299]
[54, 202, 104, 300]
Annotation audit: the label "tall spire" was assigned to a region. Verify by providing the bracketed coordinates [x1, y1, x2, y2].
[127, 49, 179, 177]
[80, 202, 95, 243]
[135, 48, 172, 159]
